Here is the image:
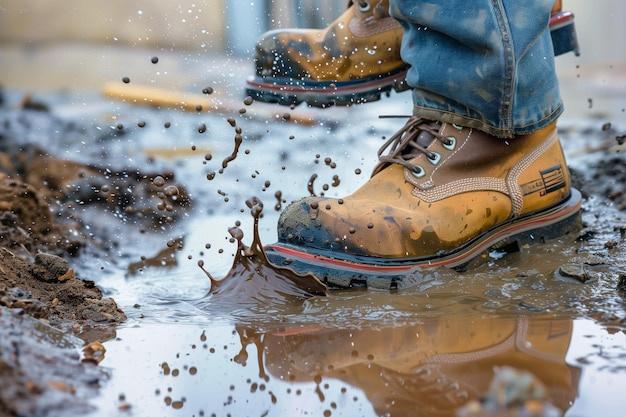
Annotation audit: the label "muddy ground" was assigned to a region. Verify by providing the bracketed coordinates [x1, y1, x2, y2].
[0, 88, 625, 416]
[0, 94, 196, 416]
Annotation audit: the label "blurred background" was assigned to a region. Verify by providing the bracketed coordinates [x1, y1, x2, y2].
[1, 1, 623, 59]
[0, 0, 624, 119]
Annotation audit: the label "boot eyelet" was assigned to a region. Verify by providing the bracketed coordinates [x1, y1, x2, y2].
[452, 123, 463, 130]
[358, 1, 371, 12]
[443, 136, 456, 150]
[427, 152, 441, 165]
[410, 165, 425, 178]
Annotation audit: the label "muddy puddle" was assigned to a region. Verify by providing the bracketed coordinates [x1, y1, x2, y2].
[1, 53, 626, 417]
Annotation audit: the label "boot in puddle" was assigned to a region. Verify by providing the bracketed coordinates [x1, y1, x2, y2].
[245, 1, 579, 107]
[266, 118, 582, 289]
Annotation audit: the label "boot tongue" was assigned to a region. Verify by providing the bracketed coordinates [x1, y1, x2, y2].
[414, 121, 442, 149]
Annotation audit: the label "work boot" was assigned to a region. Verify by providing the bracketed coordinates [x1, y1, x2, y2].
[265, 118, 582, 289]
[245, 1, 579, 107]
[246, 0, 407, 107]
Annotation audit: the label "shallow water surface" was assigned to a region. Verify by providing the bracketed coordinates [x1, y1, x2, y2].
[2, 84, 626, 416]
[93, 309, 626, 416]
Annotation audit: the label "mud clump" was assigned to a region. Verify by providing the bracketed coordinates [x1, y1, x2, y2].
[0, 177, 126, 337]
[0, 105, 143, 416]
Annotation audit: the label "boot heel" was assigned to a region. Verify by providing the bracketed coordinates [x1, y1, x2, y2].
[550, 11, 580, 56]
[490, 189, 583, 252]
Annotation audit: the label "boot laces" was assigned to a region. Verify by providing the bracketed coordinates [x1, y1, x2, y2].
[377, 116, 452, 174]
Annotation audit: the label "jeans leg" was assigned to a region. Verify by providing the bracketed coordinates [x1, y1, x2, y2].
[389, 0, 562, 138]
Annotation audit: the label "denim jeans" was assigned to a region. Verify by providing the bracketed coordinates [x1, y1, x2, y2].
[389, 0, 561, 138]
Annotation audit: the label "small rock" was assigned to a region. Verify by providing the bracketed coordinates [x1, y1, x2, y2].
[58, 268, 75, 282]
[34, 253, 69, 282]
[557, 263, 592, 283]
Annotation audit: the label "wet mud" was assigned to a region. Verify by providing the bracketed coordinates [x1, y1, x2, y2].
[0, 76, 626, 417]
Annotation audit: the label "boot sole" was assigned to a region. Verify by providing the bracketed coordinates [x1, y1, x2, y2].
[245, 67, 411, 108]
[265, 188, 582, 290]
[245, 11, 579, 107]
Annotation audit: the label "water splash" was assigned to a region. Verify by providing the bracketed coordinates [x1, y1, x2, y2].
[198, 197, 329, 307]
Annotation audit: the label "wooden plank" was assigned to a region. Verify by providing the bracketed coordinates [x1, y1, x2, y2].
[102, 82, 317, 125]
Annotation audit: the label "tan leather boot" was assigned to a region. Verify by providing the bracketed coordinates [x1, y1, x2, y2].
[266, 118, 582, 289]
[245, 1, 579, 107]
[246, 0, 407, 107]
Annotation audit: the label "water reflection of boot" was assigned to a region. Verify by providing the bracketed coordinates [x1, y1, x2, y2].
[245, 1, 579, 107]
[253, 315, 580, 416]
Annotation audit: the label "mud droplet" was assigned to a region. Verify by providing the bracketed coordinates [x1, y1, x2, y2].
[164, 122, 171, 128]
[151, 56, 159, 64]
[122, 76, 130, 84]
[137, 121, 146, 128]
[307, 173, 318, 196]
[355, 168, 362, 175]
[243, 96, 254, 105]
[239, 108, 247, 114]
[196, 104, 203, 112]
[274, 190, 283, 211]
[164, 185, 179, 196]
[161, 362, 171, 375]
[227, 118, 236, 127]
[198, 123, 207, 133]
[602, 122, 612, 131]
[367, 222, 374, 229]
[153, 176, 166, 187]
[116, 123, 124, 130]
[221, 134, 243, 169]
[202, 86, 214, 95]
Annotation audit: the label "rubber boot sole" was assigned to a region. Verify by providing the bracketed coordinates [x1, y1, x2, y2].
[265, 188, 582, 291]
[245, 66, 410, 108]
[245, 11, 579, 107]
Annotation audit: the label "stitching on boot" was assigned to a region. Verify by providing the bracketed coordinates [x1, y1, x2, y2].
[421, 316, 527, 365]
[349, 16, 401, 37]
[506, 129, 559, 215]
[412, 177, 509, 203]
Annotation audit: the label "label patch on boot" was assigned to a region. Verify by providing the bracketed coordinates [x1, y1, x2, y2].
[521, 165, 566, 196]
